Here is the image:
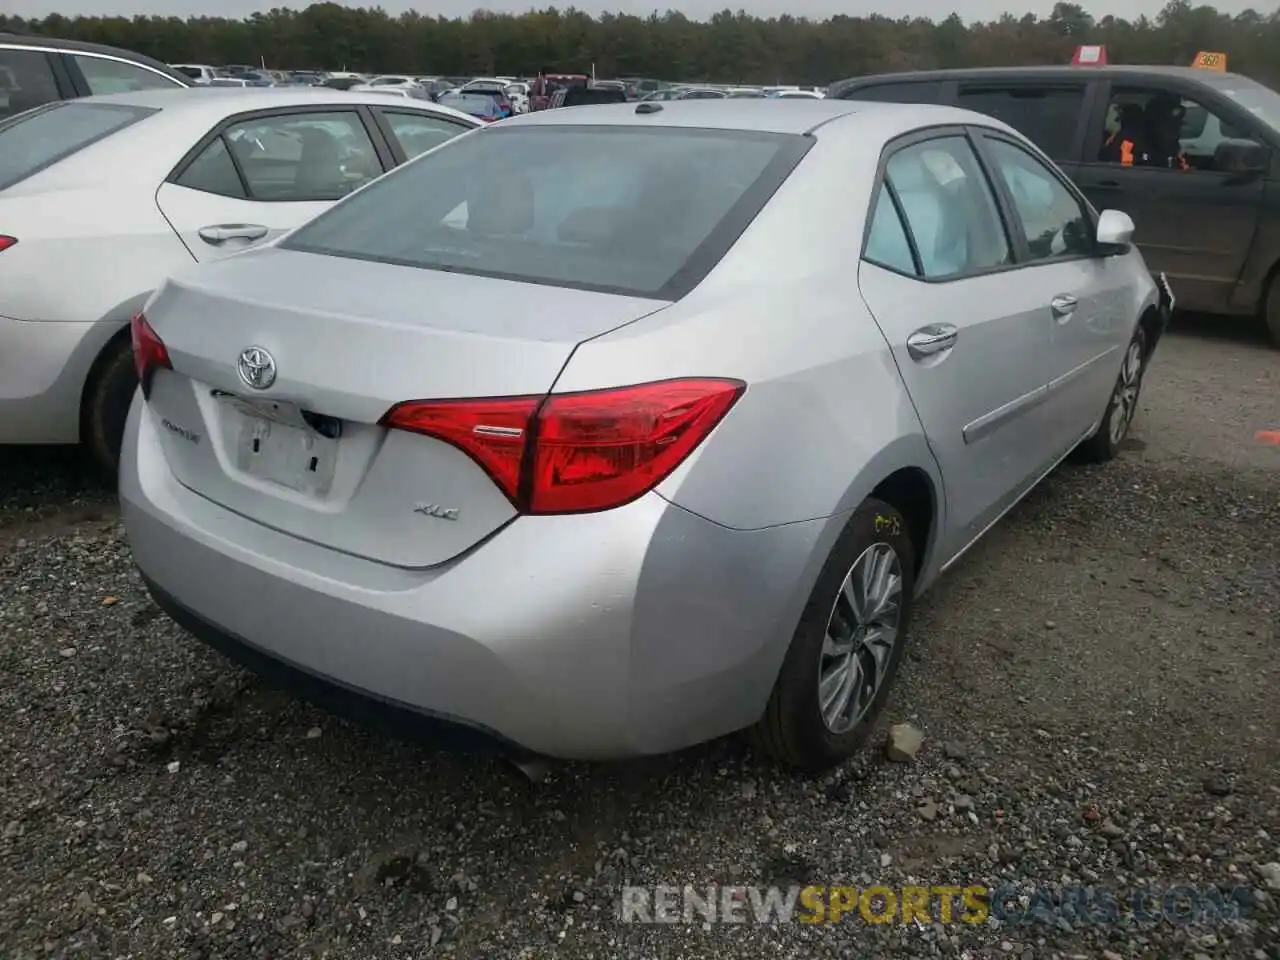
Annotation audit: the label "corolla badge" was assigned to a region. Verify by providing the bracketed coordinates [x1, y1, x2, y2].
[237, 346, 276, 390]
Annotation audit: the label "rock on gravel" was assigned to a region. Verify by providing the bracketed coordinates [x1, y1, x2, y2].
[1, 329, 1277, 959]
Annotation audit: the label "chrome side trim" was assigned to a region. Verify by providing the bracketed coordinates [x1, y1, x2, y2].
[962, 385, 1047, 446]
[939, 423, 1093, 575]
[1047, 344, 1119, 393]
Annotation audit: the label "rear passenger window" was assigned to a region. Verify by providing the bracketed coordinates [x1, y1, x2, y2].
[223, 111, 381, 201]
[863, 187, 917, 275]
[69, 54, 180, 95]
[884, 136, 1012, 280]
[845, 81, 943, 104]
[0, 48, 61, 120]
[955, 85, 1086, 160]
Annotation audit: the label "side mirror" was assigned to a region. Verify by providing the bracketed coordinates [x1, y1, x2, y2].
[1214, 140, 1269, 183]
[1095, 209, 1135, 256]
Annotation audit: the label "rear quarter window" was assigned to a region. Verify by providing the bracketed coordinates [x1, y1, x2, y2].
[0, 101, 155, 190]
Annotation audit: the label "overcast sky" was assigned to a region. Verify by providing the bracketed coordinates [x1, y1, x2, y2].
[1, 0, 1260, 24]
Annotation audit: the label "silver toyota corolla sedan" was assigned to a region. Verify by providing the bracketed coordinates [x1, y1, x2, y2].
[121, 100, 1172, 770]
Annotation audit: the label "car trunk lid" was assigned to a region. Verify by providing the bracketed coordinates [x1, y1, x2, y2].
[142, 246, 669, 568]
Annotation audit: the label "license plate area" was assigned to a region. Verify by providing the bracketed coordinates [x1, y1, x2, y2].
[216, 392, 339, 495]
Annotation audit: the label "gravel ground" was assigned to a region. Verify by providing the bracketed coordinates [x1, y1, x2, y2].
[1, 316, 1277, 960]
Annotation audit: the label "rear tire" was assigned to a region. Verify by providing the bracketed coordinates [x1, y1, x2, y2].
[1073, 324, 1147, 464]
[82, 338, 138, 479]
[752, 498, 916, 773]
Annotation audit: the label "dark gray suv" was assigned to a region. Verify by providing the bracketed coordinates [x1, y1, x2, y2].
[830, 65, 1280, 345]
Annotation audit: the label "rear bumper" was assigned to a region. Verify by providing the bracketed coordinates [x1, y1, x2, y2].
[120, 401, 827, 760]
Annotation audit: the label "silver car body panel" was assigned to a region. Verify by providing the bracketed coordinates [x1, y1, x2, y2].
[122, 100, 1160, 759]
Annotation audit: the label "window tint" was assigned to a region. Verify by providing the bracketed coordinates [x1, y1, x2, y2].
[175, 135, 246, 198]
[221, 111, 381, 201]
[283, 126, 807, 299]
[1099, 86, 1269, 173]
[956, 85, 1086, 159]
[846, 81, 943, 104]
[884, 136, 1011, 280]
[863, 186, 917, 275]
[382, 111, 469, 159]
[983, 138, 1092, 261]
[0, 48, 61, 120]
[70, 54, 180, 94]
[0, 101, 153, 190]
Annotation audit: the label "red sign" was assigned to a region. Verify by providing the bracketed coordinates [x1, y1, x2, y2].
[1071, 45, 1108, 65]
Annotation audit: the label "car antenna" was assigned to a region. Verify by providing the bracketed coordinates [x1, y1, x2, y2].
[635, 101, 663, 114]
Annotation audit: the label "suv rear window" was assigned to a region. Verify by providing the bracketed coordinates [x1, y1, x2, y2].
[955, 84, 1087, 160]
[283, 125, 810, 299]
[0, 101, 155, 191]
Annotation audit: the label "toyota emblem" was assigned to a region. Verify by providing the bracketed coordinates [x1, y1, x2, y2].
[237, 346, 276, 390]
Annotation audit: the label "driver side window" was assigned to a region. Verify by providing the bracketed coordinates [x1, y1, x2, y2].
[1098, 86, 1269, 173]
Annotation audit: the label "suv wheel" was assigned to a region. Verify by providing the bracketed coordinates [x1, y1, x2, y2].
[1265, 275, 1280, 348]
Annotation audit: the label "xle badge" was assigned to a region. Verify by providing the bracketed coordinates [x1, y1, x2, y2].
[414, 503, 460, 521]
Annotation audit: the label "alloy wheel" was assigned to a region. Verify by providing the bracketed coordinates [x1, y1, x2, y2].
[817, 542, 903, 734]
[1109, 340, 1144, 446]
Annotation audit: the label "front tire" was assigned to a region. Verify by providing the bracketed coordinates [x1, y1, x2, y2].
[1074, 324, 1147, 464]
[82, 338, 138, 478]
[752, 498, 916, 773]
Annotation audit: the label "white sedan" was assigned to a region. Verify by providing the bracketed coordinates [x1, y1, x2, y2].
[0, 88, 479, 471]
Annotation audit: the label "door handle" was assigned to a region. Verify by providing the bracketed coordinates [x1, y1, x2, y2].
[1051, 294, 1078, 319]
[1093, 179, 1122, 190]
[906, 323, 959, 360]
[198, 223, 269, 245]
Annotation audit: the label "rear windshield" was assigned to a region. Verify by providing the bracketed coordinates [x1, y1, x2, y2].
[0, 101, 155, 191]
[282, 125, 810, 299]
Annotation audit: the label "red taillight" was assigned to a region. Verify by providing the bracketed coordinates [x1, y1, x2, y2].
[130, 312, 171, 395]
[0, 236, 17, 252]
[380, 378, 745, 514]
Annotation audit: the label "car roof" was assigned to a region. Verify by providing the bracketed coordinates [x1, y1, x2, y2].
[497, 99, 984, 137]
[832, 64, 1261, 92]
[73, 87, 480, 126]
[0, 32, 184, 80]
